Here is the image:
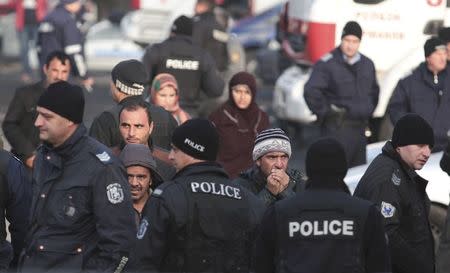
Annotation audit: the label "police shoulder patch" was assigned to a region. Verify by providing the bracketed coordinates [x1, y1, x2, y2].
[96, 151, 111, 163]
[391, 169, 401, 186]
[106, 183, 124, 204]
[321, 53, 333, 62]
[381, 201, 396, 218]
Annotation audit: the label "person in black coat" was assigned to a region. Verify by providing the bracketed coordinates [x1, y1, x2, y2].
[20, 82, 135, 273]
[254, 138, 390, 273]
[354, 114, 435, 273]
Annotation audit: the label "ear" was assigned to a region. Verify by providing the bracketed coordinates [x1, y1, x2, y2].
[43, 64, 48, 75]
[255, 158, 261, 167]
[148, 121, 154, 136]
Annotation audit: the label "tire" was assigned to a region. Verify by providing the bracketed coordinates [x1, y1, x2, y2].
[429, 204, 448, 253]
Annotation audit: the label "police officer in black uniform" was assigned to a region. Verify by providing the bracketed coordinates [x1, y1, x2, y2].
[137, 118, 264, 272]
[0, 149, 31, 271]
[142, 16, 225, 118]
[254, 138, 390, 273]
[37, 0, 93, 88]
[20, 81, 135, 273]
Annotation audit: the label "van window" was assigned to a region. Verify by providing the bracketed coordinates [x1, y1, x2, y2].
[354, 0, 386, 4]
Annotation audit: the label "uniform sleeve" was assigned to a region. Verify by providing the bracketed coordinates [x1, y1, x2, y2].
[387, 79, 410, 125]
[142, 45, 160, 82]
[138, 193, 173, 271]
[89, 112, 117, 148]
[368, 62, 380, 116]
[63, 19, 87, 78]
[253, 205, 277, 273]
[304, 61, 331, 120]
[200, 52, 225, 98]
[363, 205, 391, 273]
[85, 163, 135, 273]
[5, 157, 31, 268]
[2, 90, 35, 160]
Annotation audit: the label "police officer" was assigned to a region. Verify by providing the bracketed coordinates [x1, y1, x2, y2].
[0, 149, 31, 271]
[304, 21, 379, 167]
[354, 114, 435, 273]
[142, 16, 225, 118]
[137, 118, 264, 272]
[89, 59, 178, 152]
[20, 81, 135, 272]
[254, 138, 390, 273]
[37, 0, 93, 88]
[193, 0, 229, 73]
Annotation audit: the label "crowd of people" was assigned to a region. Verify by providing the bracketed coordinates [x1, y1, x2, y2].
[2, 0, 450, 272]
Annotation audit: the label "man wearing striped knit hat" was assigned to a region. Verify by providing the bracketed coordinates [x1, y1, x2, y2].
[233, 128, 306, 206]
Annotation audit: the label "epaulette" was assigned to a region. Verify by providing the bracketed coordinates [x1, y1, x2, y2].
[151, 181, 176, 197]
[90, 150, 113, 165]
[320, 53, 333, 62]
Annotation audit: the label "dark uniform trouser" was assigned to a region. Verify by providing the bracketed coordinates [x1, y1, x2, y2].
[322, 120, 366, 168]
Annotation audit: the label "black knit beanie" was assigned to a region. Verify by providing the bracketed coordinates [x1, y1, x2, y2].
[171, 15, 193, 36]
[229, 71, 257, 103]
[341, 21, 362, 40]
[424, 37, 446, 57]
[37, 81, 84, 124]
[111, 59, 148, 96]
[306, 138, 348, 179]
[392, 114, 434, 148]
[171, 118, 219, 161]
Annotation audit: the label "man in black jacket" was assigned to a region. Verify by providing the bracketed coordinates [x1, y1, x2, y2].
[20, 81, 135, 273]
[137, 118, 264, 272]
[354, 114, 435, 273]
[254, 138, 390, 273]
[2, 51, 71, 168]
[142, 16, 224, 117]
[89, 59, 178, 151]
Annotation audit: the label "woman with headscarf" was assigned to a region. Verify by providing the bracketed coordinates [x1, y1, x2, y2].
[209, 71, 270, 178]
[149, 73, 191, 125]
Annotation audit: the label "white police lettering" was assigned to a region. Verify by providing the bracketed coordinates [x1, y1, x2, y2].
[191, 182, 242, 199]
[166, 59, 199, 70]
[289, 220, 354, 237]
[184, 138, 205, 152]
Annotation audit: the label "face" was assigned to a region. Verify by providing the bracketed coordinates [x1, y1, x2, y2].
[43, 58, 71, 85]
[127, 165, 152, 203]
[169, 145, 195, 172]
[256, 151, 289, 177]
[426, 49, 447, 72]
[154, 86, 178, 112]
[66, 1, 82, 13]
[396, 144, 431, 170]
[34, 106, 74, 147]
[119, 107, 154, 145]
[340, 35, 361, 59]
[231, 84, 252, 109]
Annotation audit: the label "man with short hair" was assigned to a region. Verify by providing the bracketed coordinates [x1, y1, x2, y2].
[3, 51, 71, 168]
[233, 128, 305, 206]
[20, 81, 135, 272]
[254, 138, 390, 273]
[354, 114, 435, 273]
[304, 21, 379, 167]
[388, 37, 450, 152]
[118, 99, 175, 180]
[89, 59, 178, 151]
[138, 118, 264, 272]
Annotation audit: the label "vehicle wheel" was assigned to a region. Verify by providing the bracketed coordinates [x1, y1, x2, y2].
[429, 204, 448, 253]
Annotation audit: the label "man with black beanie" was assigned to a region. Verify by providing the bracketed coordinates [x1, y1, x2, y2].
[388, 36, 450, 152]
[20, 81, 136, 272]
[137, 118, 264, 272]
[304, 20, 379, 167]
[254, 137, 390, 273]
[354, 113, 435, 273]
[142, 15, 225, 118]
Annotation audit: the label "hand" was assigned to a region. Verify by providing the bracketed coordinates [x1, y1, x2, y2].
[25, 155, 35, 169]
[266, 174, 282, 195]
[270, 168, 290, 192]
[82, 77, 95, 92]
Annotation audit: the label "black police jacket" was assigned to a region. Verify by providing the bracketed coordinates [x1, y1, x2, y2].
[304, 47, 379, 123]
[2, 81, 45, 161]
[137, 161, 264, 272]
[20, 125, 135, 273]
[254, 183, 390, 273]
[142, 35, 224, 116]
[89, 95, 178, 151]
[0, 150, 31, 270]
[354, 141, 434, 273]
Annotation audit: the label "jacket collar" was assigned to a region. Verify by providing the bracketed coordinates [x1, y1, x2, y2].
[174, 161, 229, 179]
[42, 124, 87, 159]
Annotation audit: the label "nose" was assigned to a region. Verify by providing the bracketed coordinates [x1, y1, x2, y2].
[128, 126, 136, 137]
[34, 114, 43, 127]
[274, 157, 284, 169]
[129, 176, 139, 186]
[168, 149, 175, 161]
[424, 146, 432, 157]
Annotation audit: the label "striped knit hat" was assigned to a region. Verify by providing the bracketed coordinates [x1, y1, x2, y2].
[252, 128, 292, 161]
